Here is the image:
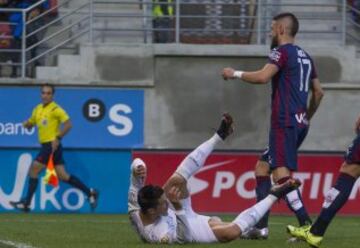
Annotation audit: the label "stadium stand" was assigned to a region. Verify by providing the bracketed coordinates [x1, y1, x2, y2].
[0, 0, 359, 80]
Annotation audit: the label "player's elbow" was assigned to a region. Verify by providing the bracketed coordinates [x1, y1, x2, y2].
[257, 76, 269, 84]
[65, 120, 73, 130]
[256, 73, 270, 84]
[314, 88, 324, 100]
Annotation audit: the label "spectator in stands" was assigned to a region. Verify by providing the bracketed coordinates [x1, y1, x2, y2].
[0, 0, 10, 20]
[8, 0, 49, 77]
[0, 0, 16, 77]
[0, 0, 11, 44]
[152, 0, 174, 43]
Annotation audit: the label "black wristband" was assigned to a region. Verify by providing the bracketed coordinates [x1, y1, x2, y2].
[56, 136, 62, 141]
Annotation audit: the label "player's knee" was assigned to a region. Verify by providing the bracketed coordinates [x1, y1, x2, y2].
[217, 229, 239, 243]
[255, 161, 270, 176]
[29, 161, 44, 176]
[163, 174, 188, 197]
[28, 169, 38, 178]
[339, 163, 360, 178]
[58, 173, 69, 181]
[272, 167, 291, 182]
[55, 168, 70, 181]
[58, 172, 70, 181]
[214, 224, 240, 243]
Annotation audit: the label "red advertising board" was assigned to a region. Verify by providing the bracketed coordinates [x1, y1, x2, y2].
[133, 150, 360, 215]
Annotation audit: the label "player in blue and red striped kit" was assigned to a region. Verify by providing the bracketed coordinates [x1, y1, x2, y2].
[287, 115, 360, 247]
[222, 12, 324, 239]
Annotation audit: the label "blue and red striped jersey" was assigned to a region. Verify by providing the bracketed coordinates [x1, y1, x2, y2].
[268, 43, 317, 128]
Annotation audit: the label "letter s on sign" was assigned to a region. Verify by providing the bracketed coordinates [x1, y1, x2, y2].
[107, 104, 133, 136]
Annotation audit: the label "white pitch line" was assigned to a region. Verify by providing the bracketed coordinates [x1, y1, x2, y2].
[0, 239, 38, 248]
[0, 219, 129, 224]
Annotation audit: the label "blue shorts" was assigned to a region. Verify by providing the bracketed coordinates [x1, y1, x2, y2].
[260, 125, 309, 171]
[35, 142, 65, 165]
[344, 133, 360, 165]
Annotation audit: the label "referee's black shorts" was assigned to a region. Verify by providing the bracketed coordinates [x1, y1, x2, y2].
[35, 142, 65, 165]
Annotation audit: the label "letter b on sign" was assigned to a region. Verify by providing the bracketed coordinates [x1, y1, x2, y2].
[83, 99, 106, 122]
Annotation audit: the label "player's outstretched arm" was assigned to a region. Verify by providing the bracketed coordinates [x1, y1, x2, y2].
[128, 159, 146, 213]
[222, 64, 278, 84]
[167, 186, 192, 244]
[307, 78, 324, 121]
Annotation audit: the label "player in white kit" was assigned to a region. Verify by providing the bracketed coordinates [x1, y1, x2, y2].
[128, 113, 301, 244]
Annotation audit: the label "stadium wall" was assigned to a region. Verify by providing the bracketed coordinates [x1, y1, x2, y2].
[146, 57, 360, 151]
[32, 44, 360, 150]
[35, 44, 358, 85]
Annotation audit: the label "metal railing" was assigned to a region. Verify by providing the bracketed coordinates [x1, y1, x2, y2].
[88, 0, 348, 45]
[0, 0, 90, 78]
[0, 0, 360, 78]
[347, 2, 360, 46]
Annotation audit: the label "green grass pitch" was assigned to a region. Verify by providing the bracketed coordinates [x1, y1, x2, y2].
[0, 214, 359, 248]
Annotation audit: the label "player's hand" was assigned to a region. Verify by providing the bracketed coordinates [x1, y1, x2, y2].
[51, 139, 59, 152]
[222, 67, 235, 80]
[167, 186, 182, 210]
[22, 121, 32, 130]
[355, 115, 360, 134]
[133, 165, 146, 179]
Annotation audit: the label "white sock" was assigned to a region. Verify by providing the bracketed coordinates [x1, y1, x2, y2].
[232, 195, 277, 233]
[176, 133, 222, 180]
[286, 190, 303, 211]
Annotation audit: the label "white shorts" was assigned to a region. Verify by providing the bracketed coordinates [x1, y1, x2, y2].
[180, 196, 218, 243]
[187, 214, 218, 243]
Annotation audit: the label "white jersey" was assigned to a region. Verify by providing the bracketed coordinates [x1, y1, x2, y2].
[128, 158, 218, 244]
[128, 165, 179, 244]
[130, 209, 178, 244]
[129, 206, 218, 244]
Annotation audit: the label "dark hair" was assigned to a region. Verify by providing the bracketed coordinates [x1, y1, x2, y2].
[41, 83, 55, 94]
[273, 12, 299, 37]
[138, 185, 164, 213]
